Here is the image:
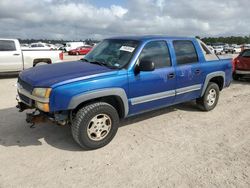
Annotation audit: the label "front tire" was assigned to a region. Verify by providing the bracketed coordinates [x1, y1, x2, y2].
[196, 82, 220, 111]
[71, 102, 119, 150]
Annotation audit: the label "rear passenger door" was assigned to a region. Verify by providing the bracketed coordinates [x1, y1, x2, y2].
[172, 40, 205, 103]
[128, 40, 176, 115]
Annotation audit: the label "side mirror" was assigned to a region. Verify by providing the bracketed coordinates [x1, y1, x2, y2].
[138, 59, 155, 72]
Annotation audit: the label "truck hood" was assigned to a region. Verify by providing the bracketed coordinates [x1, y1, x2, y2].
[19, 61, 117, 87]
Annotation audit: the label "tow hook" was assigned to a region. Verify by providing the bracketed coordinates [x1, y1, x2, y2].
[16, 102, 31, 112]
[25, 111, 68, 128]
[26, 110, 48, 128]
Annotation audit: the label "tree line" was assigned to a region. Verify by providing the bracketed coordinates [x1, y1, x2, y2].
[200, 36, 250, 45]
[19, 36, 250, 45]
[18, 38, 100, 45]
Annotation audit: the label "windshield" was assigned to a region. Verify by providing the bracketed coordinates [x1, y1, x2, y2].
[241, 50, 250, 57]
[84, 39, 139, 69]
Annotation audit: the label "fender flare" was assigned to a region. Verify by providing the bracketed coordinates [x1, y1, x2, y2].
[68, 88, 129, 117]
[201, 71, 225, 96]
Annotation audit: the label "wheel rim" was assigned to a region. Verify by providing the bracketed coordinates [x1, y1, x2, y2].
[206, 88, 217, 106]
[87, 114, 112, 141]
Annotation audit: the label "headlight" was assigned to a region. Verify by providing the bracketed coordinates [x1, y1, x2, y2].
[32, 88, 51, 98]
[32, 88, 51, 112]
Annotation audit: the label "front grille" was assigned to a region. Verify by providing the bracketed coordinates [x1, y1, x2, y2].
[19, 92, 30, 104]
[18, 77, 33, 93]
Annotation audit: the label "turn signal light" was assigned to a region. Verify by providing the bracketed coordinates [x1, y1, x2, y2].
[36, 102, 50, 112]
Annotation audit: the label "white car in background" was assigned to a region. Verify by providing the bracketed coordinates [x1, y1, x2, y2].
[64, 42, 85, 52]
[213, 46, 224, 55]
[29, 42, 51, 50]
[0, 39, 64, 74]
[243, 44, 250, 50]
[207, 45, 216, 53]
[30, 42, 59, 50]
[232, 45, 242, 54]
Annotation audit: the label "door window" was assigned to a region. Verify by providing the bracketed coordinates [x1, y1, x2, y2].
[0, 40, 16, 51]
[173, 40, 198, 65]
[139, 41, 171, 68]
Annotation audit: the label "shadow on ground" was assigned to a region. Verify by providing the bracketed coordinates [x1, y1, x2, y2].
[0, 74, 18, 79]
[0, 103, 199, 151]
[120, 101, 200, 127]
[232, 77, 250, 85]
[0, 107, 82, 151]
[0, 81, 247, 151]
[0, 101, 199, 151]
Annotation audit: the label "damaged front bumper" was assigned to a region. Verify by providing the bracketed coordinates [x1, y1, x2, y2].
[16, 95, 69, 127]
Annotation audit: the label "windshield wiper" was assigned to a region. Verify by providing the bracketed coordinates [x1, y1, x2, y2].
[81, 58, 118, 69]
[88, 60, 118, 69]
[80, 58, 89, 62]
[89, 60, 107, 67]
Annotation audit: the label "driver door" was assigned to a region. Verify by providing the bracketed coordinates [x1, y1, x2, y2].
[128, 40, 176, 115]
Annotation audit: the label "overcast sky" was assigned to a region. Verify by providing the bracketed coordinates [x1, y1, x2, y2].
[0, 0, 249, 40]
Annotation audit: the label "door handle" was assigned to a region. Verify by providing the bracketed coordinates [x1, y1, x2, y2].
[13, 53, 20, 56]
[167, 73, 175, 79]
[195, 69, 201, 75]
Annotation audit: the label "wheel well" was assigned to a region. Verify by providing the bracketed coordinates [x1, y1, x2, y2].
[209, 76, 224, 90]
[33, 58, 52, 66]
[73, 96, 125, 119]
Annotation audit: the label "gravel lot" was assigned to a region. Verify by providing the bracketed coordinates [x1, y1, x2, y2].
[0, 54, 249, 188]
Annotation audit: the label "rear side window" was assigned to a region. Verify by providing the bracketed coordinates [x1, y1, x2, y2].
[139, 41, 171, 68]
[0, 40, 16, 51]
[173, 40, 198, 65]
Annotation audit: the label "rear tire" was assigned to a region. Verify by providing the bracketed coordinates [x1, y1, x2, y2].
[71, 102, 119, 150]
[34, 62, 49, 67]
[196, 82, 220, 111]
[233, 73, 240, 81]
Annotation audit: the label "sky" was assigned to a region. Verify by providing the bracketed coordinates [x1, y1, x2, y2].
[0, 0, 249, 40]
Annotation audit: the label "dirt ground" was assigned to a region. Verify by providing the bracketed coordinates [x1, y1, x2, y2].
[0, 56, 249, 187]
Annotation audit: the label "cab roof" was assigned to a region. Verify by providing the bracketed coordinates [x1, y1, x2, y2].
[107, 35, 195, 42]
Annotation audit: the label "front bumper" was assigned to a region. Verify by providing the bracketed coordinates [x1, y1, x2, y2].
[17, 95, 68, 126]
[16, 94, 33, 112]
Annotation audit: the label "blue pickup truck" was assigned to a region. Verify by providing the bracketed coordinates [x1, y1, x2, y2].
[17, 36, 232, 149]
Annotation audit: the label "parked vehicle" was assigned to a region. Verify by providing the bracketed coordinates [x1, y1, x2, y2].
[46, 44, 58, 50]
[207, 45, 215, 53]
[224, 45, 233, 54]
[232, 45, 242, 54]
[0, 39, 63, 74]
[242, 44, 250, 51]
[28, 42, 52, 50]
[21, 43, 29, 48]
[64, 42, 85, 52]
[213, 46, 224, 54]
[232, 49, 250, 80]
[68, 45, 93, 55]
[16, 36, 232, 149]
